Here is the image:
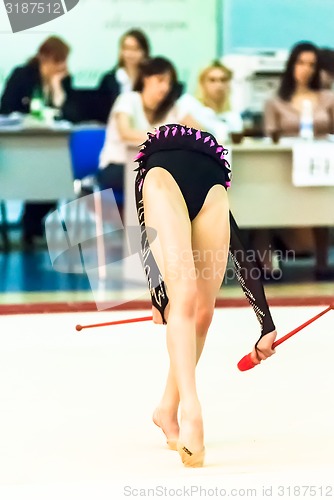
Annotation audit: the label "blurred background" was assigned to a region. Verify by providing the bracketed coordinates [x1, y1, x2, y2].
[0, 0, 333, 311]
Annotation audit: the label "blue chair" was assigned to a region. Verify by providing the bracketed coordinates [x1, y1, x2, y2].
[66, 128, 123, 273]
[69, 127, 106, 181]
[69, 127, 124, 206]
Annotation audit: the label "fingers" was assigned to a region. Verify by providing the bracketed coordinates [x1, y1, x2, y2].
[250, 348, 261, 365]
[256, 330, 277, 359]
[251, 341, 276, 365]
[256, 346, 276, 360]
[248, 330, 278, 367]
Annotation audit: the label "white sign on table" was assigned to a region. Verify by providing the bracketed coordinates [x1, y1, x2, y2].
[292, 142, 334, 186]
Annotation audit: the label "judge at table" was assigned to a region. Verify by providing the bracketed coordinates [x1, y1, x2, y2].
[0, 36, 72, 249]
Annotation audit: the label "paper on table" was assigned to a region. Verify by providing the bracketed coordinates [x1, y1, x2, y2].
[292, 142, 334, 186]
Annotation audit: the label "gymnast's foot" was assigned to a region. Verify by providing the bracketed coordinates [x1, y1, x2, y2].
[152, 407, 179, 450]
[178, 405, 205, 467]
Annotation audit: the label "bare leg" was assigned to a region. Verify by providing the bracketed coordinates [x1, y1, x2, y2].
[177, 184, 229, 466]
[153, 185, 230, 449]
[191, 185, 230, 361]
[143, 168, 202, 459]
[144, 169, 229, 464]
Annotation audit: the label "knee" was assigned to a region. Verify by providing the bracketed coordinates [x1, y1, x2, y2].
[196, 306, 214, 336]
[170, 283, 198, 318]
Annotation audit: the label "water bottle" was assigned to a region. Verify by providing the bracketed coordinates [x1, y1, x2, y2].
[299, 99, 314, 140]
[30, 87, 44, 120]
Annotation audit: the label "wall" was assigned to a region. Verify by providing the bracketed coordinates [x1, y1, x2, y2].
[222, 0, 334, 54]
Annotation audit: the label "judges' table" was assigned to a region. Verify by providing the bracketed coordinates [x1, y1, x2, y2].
[227, 139, 334, 228]
[0, 127, 74, 200]
[0, 127, 74, 249]
[126, 139, 334, 229]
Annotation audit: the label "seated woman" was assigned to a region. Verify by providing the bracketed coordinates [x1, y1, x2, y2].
[98, 29, 150, 108]
[178, 61, 243, 142]
[0, 36, 72, 249]
[265, 42, 334, 137]
[97, 56, 201, 208]
[260, 41, 334, 280]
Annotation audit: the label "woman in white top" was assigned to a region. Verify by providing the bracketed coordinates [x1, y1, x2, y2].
[178, 61, 243, 142]
[98, 57, 200, 192]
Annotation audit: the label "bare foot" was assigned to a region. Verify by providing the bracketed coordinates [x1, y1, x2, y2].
[152, 407, 179, 450]
[178, 407, 205, 467]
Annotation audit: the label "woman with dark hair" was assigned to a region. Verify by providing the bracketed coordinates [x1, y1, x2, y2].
[265, 41, 334, 137]
[98, 57, 198, 201]
[0, 36, 72, 249]
[98, 29, 150, 107]
[261, 41, 334, 280]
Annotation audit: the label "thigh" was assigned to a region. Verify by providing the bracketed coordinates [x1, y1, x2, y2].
[191, 185, 230, 309]
[142, 167, 195, 297]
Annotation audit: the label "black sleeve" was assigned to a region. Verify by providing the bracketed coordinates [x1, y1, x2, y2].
[0, 67, 29, 114]
[61, 74, 72, 94]
[98, 73, 112, 93]
[98, 70, 120, 106]
[229, 211, 276, 342]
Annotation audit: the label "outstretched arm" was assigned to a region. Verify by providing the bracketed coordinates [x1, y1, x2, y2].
[229, 211, 277, 360]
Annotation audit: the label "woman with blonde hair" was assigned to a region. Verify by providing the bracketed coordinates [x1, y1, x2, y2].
[197, 61, 233, 113]
[179, 61, 243, 142]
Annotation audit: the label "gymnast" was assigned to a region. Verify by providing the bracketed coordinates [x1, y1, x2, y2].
[134, 124, 277, 467]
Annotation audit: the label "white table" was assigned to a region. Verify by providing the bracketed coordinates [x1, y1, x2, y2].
[227, 139, 334, 228]
[0, 127, 74, 249]
[126, 140, 334, 229]
[0, 128, 74, 200]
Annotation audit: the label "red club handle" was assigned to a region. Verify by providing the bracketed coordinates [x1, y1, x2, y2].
[76, 315, 153, 331]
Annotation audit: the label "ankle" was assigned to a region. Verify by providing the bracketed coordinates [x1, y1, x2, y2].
[156, 403, 179, 416]
[180, 401, 202, 421]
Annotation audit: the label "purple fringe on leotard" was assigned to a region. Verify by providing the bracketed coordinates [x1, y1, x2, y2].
[133, 123, 231, 192]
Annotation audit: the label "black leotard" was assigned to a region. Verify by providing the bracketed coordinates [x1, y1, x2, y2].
[134, 124, 275, 342]
[145, 149, 227, 221]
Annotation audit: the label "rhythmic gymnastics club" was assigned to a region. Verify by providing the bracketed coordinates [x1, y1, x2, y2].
[76, 315, 153, 331]
[238, 304, 333, 371]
